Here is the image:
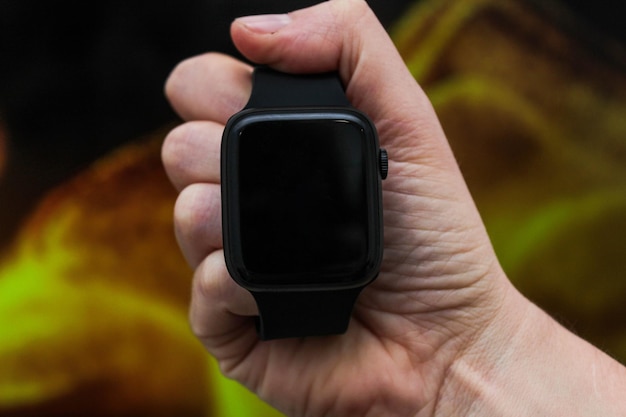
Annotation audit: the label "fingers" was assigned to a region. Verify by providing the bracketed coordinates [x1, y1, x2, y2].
[189, 250, 259, 347]
[165, 52, 252, 123]
[162, 121, 222, 191]
[174, 183, 223, 268]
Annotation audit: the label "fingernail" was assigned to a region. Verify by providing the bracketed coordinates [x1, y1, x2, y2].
[235, 14, 292, 34]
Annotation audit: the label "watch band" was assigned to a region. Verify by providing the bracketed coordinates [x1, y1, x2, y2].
[253, 288, 362, 340]
[245, 66, 350, 109]
[245, 67, 361, 340]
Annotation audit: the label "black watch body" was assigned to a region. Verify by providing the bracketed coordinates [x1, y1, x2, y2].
[221, 67, 387, 340]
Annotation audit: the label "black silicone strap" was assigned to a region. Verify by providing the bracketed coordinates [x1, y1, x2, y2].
[245, 67, 350, 109]
[253, 288, 362, 340]
[245, 67, 359, 340]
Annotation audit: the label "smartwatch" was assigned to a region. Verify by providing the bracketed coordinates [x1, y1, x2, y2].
[221, 67, 388, 340]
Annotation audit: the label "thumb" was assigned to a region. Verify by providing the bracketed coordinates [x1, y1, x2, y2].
[231, 0, 379, 76]
[230, 0, 451, 168]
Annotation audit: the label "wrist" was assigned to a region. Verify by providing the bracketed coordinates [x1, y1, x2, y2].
[436, 283, 626, 416]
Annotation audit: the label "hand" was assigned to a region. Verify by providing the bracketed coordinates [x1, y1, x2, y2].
[162, 1, 626, 416]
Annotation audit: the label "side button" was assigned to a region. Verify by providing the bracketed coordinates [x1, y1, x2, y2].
[379, 148, 388, 180]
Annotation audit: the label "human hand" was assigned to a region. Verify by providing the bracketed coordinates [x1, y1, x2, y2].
[162, 1, 626, 416]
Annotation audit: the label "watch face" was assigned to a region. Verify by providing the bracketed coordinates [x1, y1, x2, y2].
[222, 109, 383, 289]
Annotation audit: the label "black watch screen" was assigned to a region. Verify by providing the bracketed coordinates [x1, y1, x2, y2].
[222, 109, 383, 288]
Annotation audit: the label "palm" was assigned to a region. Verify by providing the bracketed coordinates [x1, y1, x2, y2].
[218, 310, 436, 417]
[205, 177, 499, 416]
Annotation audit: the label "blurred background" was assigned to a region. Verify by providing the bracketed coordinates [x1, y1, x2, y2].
[0, 0, 624, 415]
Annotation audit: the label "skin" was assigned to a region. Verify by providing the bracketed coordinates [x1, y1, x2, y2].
[162, 1, 626, 415]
